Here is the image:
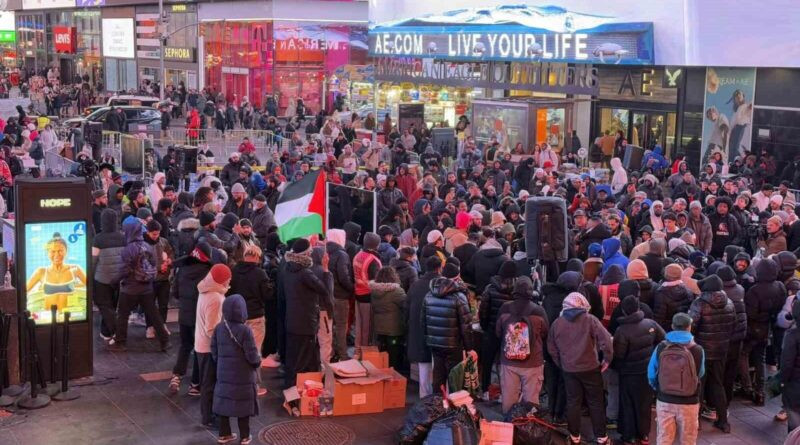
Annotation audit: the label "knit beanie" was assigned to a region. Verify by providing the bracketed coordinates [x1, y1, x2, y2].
[442, 263, 460, 279]
[620, 295, 640, 316]
[619, 280, 641, 300]
[231, 183, 246, 194]
[562, 292, 590, 311]
[689, 251, 706, 269]
[199, 210, 215, 227]
[626, 259, 648, 280]
[455, 211, 471, 230]
[498, 260, 518, 279]
[699, 275, 723, 292]
[426, 229, 443, 244]
[363, 232, 381, 251]
[664, 263, 683, 281]
[717, 265, 736, 282]
[136, 207, 153, 220]
[512, 276, 534, 299]
[292, 238, 311, 255]
[209, 263, 232, 286]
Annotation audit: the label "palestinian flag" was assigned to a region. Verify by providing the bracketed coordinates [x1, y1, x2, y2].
[276, 169, 326, 242]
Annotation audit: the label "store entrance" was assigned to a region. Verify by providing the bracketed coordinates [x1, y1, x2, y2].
[222, 70, 248, 106]
[599, 107, 677, 157]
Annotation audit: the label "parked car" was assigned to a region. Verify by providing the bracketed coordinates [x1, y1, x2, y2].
[83, 95, 160, 116]
[64, 106, 162, 131]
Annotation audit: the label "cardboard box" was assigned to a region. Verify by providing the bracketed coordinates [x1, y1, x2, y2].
[359, 346, 389, 369]
[324, 361, 391, 416]
[381, 367, 408, 409]
[478, 419, 514, 445]
[296, 372, 324, 416]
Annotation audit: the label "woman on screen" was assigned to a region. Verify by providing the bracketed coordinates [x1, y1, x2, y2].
[26, 232, 87, 313]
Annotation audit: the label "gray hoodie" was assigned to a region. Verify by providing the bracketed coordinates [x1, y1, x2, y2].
[547, 308, 613, 373]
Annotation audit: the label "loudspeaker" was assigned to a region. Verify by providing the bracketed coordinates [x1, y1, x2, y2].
[177, 146, 197, 174]
[623, 145, 645, 171]
[525, 196, 568, 263]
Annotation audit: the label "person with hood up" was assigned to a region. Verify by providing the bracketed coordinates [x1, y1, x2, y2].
[144, 220, 174, 340]
[478, 260, 518, 397]
[741, 257, 786, 406]
[610, 157, 628, 195]
[211, 212, 241, 260]
[282, 239, 333, 388]
[326, 229, 354, 361]
[369, 266, 406, 370]
[92, 208, 126, 341]
[107, 184, 124, 215]
[642, 145, 669, 172]
[653, 264, 694, 332]
[444, 211, 470, 254]
[495, 276, 549, 414]
[390, 247, 418, 293]
[601, 237, 629, 276]
[688, 275, 736, 432]
[647, 313, 706, 445]
[343, 221, 361, 260]
[598, 264, 625, 327]
[195, 264, 231, 426]
[708, 196, 741, 259]
[377, 175, 404, 221]
[687, 200, 713, 254]
[376, 225, 397, 265]
[171, 191, 194, 228]
[627, 259, 657, 307]
[732, 251, 756, 290]
[422, 262, 475, 391]
[353, 232, 382, 348]
[612, 295, 665, 445]
[465, 236, 509, 295]
[715, 264, 748, 415]
[639, 237, 669, 282]
[211, 294, 261, 444]
[110, 218, 170, 351]
[638, 174, 664, 202]
[147, 172, 167, 212]
[547, 292, 613, 445]
[407, 256, 443, 397]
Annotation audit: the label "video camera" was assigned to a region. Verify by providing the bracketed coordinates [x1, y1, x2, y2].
[76, 157, 98, 178]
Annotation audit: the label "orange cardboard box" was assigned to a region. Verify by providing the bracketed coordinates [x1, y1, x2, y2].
[381, 367, 407, 409]
[324, 361, 390, 416]
[359, 346, 389, 369]
[296, 372, 324, 416]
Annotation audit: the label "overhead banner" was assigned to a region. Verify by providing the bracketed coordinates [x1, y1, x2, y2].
[370, 5, 654, 65]
[102, 18, 135, 59]
[22, 0, 74, 9]
[700, 67, 756, 167]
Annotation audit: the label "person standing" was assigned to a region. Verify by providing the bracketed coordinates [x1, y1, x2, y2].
[648, 313, 705, 445]
[92, 208, 125, 341]
[311, 246, 335, 366]
[781, 301, 800, 433]
[495, 276, 549, 414]
[325, 229, 354, 361]
[717, 265, 748, 419]
[612, 295, 665, 445]
[407, 256, 441, 398]
[370, 266, 407, 370]
[195, 264, 231, 427]
[352, 232, 382, 348]
[479, 260, 517, 398]
[547, 293, 613, 445]
[144, 220, 174, 340]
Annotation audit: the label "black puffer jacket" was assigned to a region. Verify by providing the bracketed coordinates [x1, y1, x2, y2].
[423, 277, 473, 351]
[479, 276, 514, 332]
[326, 241, 353, 301]
[689, 290, 736, 361]
[718, 266, 747, 342]
[228, 262, 270, 320]
[612, 310, 665, 374]
[541, 271, 582, 328]
[635, 278, 658, 308]
[652, 283, 694, 332]
[92, 208, 126, 285]
[390, 257, 418, 293]
[744, 258, 786, 341]
[406, 272, 438, 363]
[343, 221, 361, 260]
[465, 241, 509, 294]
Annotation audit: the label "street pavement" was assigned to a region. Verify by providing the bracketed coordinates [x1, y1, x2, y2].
[0, 313, 791, 445]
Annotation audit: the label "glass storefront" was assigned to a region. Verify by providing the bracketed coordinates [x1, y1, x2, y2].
[105, 58, 136, 93]
[201, 20, 368, 112]
[376, 82, 476, 129]
[598, 106, 678, 155]
[135, 4, 198, 89]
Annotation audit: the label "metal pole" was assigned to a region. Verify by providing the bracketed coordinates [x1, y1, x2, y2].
[159, 0, 166, 101]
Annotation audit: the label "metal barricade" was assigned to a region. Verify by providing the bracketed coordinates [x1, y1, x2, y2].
[158, 128, 285, 165]
[44, 150, 77, 178]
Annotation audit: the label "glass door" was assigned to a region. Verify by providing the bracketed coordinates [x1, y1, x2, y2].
[223, 71, 248, 106]
[632, 112, 667, 150]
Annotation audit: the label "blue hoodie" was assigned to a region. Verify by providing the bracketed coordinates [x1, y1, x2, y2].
[647, 330, 706, 400]
[601, 237, 629, 275]
[642, 145, 669, 170]
[119, 217, 155, 294]
[250, 171, 266, 194]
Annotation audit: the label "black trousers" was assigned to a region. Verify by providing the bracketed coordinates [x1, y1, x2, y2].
[262, 299, 278, 358]
[431, 348, 463, 393]
[115, 292, 168, 345]
[480, 332, 500, 392]
[700, 359, 728, 424]
[94, 281, 118, 337]
[724, 340, 742, 406]
[173, 323, 199, 385]
[284, 333, 319, 389]
[618, 373, 653, 442]
[146, 280, 170, 329]
[377, 334, 404, 371]
[219, 416, 249, 439]
[564, 368, 607, 439]
[545, 360, 566, 419]
[197, 352, 216, 425]
[277, 294, 286, 361]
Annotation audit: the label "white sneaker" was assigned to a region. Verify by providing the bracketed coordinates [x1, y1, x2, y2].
[129, 313, 147, 327]
[261, 354, 281, 368]
[146, 327, 156, 339]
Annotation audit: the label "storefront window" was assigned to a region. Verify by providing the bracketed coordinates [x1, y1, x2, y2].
[105, 58, 137, 93]
[376, 82, 475, 130]
[17, 13, 46, 71]
[472, 101, 528, 151]
[536, 108, 565, 151]
[600, 108, 629, 140]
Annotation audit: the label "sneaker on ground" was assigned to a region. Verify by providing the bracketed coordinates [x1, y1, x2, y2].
[146, 327, 155, 339]
[775, 410, 788, 421]
[257, 386, 268, 397]
[261, 354, 281, 368]
[168, 375, 181, 394]
[99, 332, 112, 341]
[188, 384, 201, 396]
[596, 436, 610, 444]
[700, 407, 717, 421]
[568, 434, 581, 444]
[240, 436, 252, 445]
[216, 433, 237, 444]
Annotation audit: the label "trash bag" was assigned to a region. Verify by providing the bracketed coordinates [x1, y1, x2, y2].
[424, 407, 479, 445]
[504, 402, 553, 445]
[398, 394, 450, 445]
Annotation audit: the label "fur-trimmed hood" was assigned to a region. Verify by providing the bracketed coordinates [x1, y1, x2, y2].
[369, 281, 402, 292]
[285, 251, 313, 268]
[177, 217, 200, 232]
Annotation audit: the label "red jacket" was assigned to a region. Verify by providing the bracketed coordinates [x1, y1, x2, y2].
[395, 172, 417, 202]
[0, 160, 11, 186]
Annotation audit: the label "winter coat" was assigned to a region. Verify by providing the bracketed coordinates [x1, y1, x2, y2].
[370, 281, 406, 337]
[601, 237, 629, 276]
[195, 273, 228, 354]
[174, 217, 199, 259]
[687, 212, 713, 254]
[575, 224, 612, 260]
[406, 272, 439, 363]
[708, 211, 741, 259]
[479, 276, 515, 333]
[310, 247, 334, 314]
[177, 258, 212, 326]
[283, 251, 333, 336]
[92, 208, 125, 285]
[326, 241, 354, 300]
[464, 240, 509, 294]
[220, 160, 243, 188]
[688, 291, 736, 361]
[781, 313, 800, 408]
[652, 283, 694, 332]
[211, 295, 260, 418]
[635, 278, 658, 308]
[229, 262, 270, 320]
[119, 218, 155, 295]
[547, 308, 613, 373]
[640, 253, 670, 283]
[377, 187, 404, 218]
[744, 259, 786, 341]
[390, 257, 418, 293]
[344, 221, 361, 260]
[541, 271, 582, 329]
[145, 235, 173, 282]
[495, 297, 549, 368]
[377, 241, 397, 265]
[608, 300, 654, 335]
[422, 277, 473, 351]
[759, 230, 788, 256]
[612, 310, 665, 375]
[720, 276, 748, 342]
[250, 205, 275, 247]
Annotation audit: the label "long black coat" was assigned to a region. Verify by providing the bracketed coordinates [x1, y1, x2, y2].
[744, 259, 786, 341]
[406, 272, 438, 363]
[689, 290, 736, 361]
[282, 252, 332, 336]
[228, 262, 270, 320]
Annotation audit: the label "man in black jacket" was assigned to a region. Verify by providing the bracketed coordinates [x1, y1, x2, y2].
[612, 295, 665, 445]
[478, 260, 517, 396]
[390, 247, 418, 293]
[689, 275, 736, 432]
[282, 239, 333, 388]
[708, 197, 741, 259]
[652, 264, 694, 332]
[464, 237, 508, 295]
[716, 264, 748, 409]
[91, 189, 107, 234]
[326, 229, 354, 362]
[422, 262, 475, 391]
[92, 208, 125, 341]
[406, 256, 441, 398]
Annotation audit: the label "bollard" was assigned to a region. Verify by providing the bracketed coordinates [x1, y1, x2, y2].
[52, 312, 79, 401]
[42, 305, 61, 396]
[0, 312, 24, 400]
[17, 314, 50, 409]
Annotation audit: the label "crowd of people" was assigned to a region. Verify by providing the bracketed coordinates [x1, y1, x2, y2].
[79, 102, 800, 445]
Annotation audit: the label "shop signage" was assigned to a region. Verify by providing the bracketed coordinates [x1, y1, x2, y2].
[53, 26, 76, 54]
[662, 67, 683, 88]
[0, 31, 15, 43]
[597, 67, 677, 104]
[22, 0, 74, 9]
[102, 18, 135, 59]
[618, 69, 654, 97]
[374, 57, 599, 96]
[76, 0, 105, 6]
[163, 46, 195, 62]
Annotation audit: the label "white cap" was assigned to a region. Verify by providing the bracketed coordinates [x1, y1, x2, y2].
[427, 229, 443, 244]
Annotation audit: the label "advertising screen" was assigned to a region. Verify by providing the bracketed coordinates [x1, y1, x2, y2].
[24, 221, 88, 324]
[102, 18, 135, 59]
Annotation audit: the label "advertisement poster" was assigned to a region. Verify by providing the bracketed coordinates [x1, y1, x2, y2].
[24, 221, 88, 324]
[700, 67, 756, 167]
[102, 18, 135, 59]
[472, 102, 528, 151]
